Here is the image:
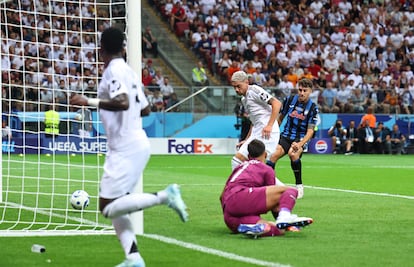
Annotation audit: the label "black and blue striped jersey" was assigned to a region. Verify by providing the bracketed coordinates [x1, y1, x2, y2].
[280, 95, 319, 141]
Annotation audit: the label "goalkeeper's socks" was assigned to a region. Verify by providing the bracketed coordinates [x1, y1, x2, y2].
[266, 160, 275, 169]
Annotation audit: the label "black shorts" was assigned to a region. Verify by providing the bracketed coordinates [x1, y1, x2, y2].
[279, 136, 293, 154]
[279, 136, 304, 158]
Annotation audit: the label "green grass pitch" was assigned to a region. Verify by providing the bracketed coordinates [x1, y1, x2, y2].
[1, 153, 414, 267]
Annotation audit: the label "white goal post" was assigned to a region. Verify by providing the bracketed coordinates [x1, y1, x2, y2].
[0, 0, 143, 236]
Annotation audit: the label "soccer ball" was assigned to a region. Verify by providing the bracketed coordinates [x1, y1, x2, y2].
[70, 190, 90, 210]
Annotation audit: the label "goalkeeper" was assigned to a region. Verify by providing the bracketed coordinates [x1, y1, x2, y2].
[220, 139, 313, 238]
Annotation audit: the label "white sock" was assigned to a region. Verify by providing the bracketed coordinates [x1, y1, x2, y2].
[112, 215, 141, 259]
[103, 191, 168, 219]
[277, 210, 291, 220]
[231, 156, 244, 170]
[275, 177, 285, 186]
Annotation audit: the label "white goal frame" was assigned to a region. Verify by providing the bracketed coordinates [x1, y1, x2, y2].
[0, 0, 143, 236]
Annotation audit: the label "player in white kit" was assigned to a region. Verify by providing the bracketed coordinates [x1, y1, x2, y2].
[70, 27, 188, 267]
[230, 71, 282, 172]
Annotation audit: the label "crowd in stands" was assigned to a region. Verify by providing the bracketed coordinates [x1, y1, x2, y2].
[3, 0, 414, 117]
[152, 0, 414, 115]
[1, 1, 120, 113]
[1, 0, 175, 115]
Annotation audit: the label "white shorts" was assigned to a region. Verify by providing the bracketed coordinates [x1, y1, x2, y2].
[99, 139, 151, 199]
[237, 129, 280, 160]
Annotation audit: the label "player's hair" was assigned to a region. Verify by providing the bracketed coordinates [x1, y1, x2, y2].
[231, 71, 248, 83]
[248, 139, 266, 158]
[298, 78, 313, 89]
[101, 27, 125, 54]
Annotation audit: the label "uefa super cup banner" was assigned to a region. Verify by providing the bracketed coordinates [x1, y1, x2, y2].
[3, 137, 239, 155]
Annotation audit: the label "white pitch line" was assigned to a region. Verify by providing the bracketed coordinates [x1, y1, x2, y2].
[145, 184, 414, 200]
[305, 185, 414, 200]
[143, 233, 292, 267]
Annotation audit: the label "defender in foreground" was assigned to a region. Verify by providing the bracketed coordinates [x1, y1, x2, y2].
[70, 27, 188, 267]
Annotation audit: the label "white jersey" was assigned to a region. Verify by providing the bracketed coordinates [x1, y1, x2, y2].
[241, 84, 279, 136]
[238, 85, 280, 160]
[98, 58, 149, 151]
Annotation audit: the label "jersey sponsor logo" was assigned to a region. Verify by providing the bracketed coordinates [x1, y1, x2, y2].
[168, 139, 213, 154]
[289, 110, 306, 120]
[314, 139, 328, 153]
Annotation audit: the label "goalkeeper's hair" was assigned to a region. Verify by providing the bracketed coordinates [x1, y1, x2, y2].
[298, 78, 313, 89]
[248, 139, 266, 158]
[101, 27, 125, 54]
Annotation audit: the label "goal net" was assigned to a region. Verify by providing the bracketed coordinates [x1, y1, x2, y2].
[0, 0, 140, 236]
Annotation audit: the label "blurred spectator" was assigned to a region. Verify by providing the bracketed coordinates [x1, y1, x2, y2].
[385, 124, 406, 155]
[321, 82, 340, 113]
[153, 68, 165, 87]
[384, 89, 401, 114]
[142, 26, 158, 58]
[142, 68, 153, 87]
[400, 86, 413, 114]
[56, 79, 69, 111]
[251, 67, 267, 87]
[348, 88, 367, 113]
[344, 120, 359, 155]
[84, 79, 97, 98]
[278, 74, 294, 98]
[2, 120, 12, 140]
[145, 59, 156, 77]
[165, 92, 179, 111]
[147, 78, 160, 95]
[160, 76, 174, 102]
[217, 51, 232, 81]
[44, 104, 60, 138]
[170, 1, 187, 31]
[73, 107, 93, 137]
[374, 121, 390, 154]
[358, 119, 375, 154]
[328, 119, 347, 154]
[377, 81, 390, 114]
[151, 90, 165, 112]
[360, 106, 377, 129]
[192, 61, 209, 86]
[227, 60, 241, 84]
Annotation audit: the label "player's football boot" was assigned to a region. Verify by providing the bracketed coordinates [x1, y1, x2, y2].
[166, 184, 189, 222]
[114, 258, 145, 267]
[237, 223, 267, 238]
[276, 214, 313, 230]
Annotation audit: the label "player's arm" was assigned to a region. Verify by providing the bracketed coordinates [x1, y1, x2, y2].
[297, 125, 315, 148]
[263, 97, 281, 138]
[70, 93, 129, 111]
[267, 97, 282, 128]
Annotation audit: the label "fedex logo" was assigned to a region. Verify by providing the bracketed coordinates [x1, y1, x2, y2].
[168, 139, 213, 154]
